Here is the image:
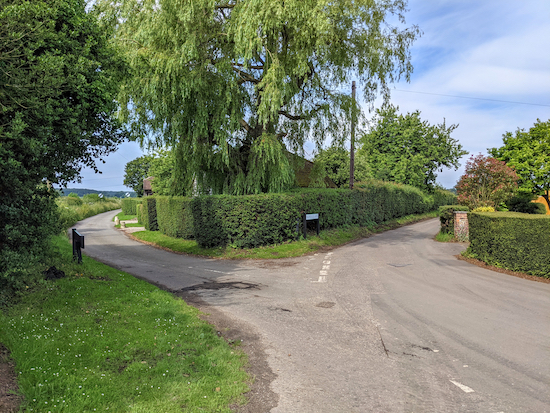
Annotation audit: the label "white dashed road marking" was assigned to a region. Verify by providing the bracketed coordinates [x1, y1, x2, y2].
[312, 253, 333, 283]
[450, 380, 475, 393]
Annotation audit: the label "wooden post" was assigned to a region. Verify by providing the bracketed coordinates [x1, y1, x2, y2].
[349, 81, 356, 190]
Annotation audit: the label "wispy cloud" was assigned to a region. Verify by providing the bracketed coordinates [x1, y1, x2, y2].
[382, 0, 550, 188]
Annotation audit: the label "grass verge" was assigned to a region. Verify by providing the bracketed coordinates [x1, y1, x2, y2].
[0, 236, 249, 412]
[130, 211, 439, 259]
[113, 213, 137, 222]
[434, 231, 456, 242]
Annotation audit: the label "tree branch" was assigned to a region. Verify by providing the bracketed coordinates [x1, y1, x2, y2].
[215, 3, 236, 9]
[278, 104, 325, 121]
[232, 66, 259, 84]
[239, 118, 252, 132]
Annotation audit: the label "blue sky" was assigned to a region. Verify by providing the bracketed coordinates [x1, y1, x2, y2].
[68, 0, 550, 192]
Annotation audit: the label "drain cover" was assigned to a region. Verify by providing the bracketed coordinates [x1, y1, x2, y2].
[316, 301, 335, 308]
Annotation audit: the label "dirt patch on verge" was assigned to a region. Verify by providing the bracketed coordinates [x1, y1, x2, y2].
[0, 344, 22, 413]
[176, 292, 279, 413]
[456, 254, 550, 284]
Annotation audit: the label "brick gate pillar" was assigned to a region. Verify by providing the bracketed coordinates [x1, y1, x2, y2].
[454, 211, 469, 241]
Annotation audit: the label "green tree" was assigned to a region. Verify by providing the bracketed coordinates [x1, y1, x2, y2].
[456, 154, 518, 209]
[358, 105, 466, 191]
[489, 119, 550, 211]
[96, 0, 420, 195]
[147, 149, 184, 196]
[0, 0, 126, 279]
[313, 146, 370, 188]
[124, 155, 153, 196]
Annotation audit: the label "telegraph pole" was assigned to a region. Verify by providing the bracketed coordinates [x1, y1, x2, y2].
[349, 81, 356, 190]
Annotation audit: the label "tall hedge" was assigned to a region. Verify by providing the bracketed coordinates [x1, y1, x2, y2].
[121, 198, 142, 215]
[468, 212, 550, 278]
[140, 197, 158, 231]
[191, 182, 446, 248]
[156, 196, 194, 239]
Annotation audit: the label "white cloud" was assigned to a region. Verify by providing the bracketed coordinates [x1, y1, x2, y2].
[77, 0, 550, 191]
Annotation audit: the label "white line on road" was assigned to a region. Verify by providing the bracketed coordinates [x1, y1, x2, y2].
[202, 268, 233, 275]
[450, 380, 475, 393]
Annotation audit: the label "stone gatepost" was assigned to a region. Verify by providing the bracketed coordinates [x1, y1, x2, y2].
[453, 211, 469, 241]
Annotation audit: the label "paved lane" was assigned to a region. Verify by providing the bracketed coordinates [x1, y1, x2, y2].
[76, 211, 550, 413]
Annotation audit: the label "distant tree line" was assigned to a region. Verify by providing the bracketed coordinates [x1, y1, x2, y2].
[60, 189, 137, 198]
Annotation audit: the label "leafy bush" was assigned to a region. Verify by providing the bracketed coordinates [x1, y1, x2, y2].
[82, 193, 103, 203]
[468, 212, 550, 278]
[58, 195, 83, 206]
[472, 206, 495, 212]
[156, 196, 194, 239]
[121, 198, 143, 215]
[57, 198, 121, 231]
[439, 205, 469, 234]
[507, 193, 547, 214]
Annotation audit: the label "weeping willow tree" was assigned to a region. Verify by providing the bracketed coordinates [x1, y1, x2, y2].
[95, 0, 420, 195]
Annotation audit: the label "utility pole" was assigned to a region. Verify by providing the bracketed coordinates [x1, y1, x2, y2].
[349, 81, 356, 190]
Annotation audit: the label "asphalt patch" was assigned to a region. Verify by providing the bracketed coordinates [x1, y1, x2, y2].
[179, 281, 260, 292]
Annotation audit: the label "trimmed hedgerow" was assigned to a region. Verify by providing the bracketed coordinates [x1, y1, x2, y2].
[156, 196, 194, 239]
[121, 198, 142, 215]
[191, 193, 302, 248]
[439, 205, 470, 234]
[433, 189, 458, 208]
[190, 182, 452, 249]
[467, 212, 550, 278]
[140, 197, 158, 231]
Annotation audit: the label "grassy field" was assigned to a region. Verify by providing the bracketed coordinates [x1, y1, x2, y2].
[0, 236, 249, 413]
[122, 211, 439, 259]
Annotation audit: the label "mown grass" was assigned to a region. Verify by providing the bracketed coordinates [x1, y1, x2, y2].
[113, 213, 137, 222]
[131, 211, 439, 259]
[0, 236, 249, 413]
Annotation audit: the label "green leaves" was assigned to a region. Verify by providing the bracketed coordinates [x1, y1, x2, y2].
[358, 104, 465, 191]
[123, 155, 154, 196]
[489, 119, 550, 210]
[96, 0, 420, 195]
[1, 0, 126, 279]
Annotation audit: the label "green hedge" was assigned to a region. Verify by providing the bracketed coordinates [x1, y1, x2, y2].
[439, 205, 469, 234]
[139, 197, 158, 231]
[121, 198, 142, 215]
[433, 189, 458, 208]
[468, 212, 550, 278]
[191, 182, 451, 248]
[191, 193, 302, 248]
[156, 196, 194, 239]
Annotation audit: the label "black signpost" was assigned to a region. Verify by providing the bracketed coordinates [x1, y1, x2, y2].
[298, 213, 320, 239]
[72, 229, 84, 263]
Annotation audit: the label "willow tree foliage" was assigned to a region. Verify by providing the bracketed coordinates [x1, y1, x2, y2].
[96, 0, 420, 195]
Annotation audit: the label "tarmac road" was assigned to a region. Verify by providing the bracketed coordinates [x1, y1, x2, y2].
[75, 210, 550, 413]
